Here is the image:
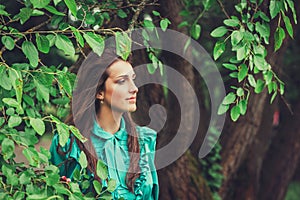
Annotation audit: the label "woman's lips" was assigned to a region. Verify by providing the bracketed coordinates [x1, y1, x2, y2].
[126, 97, 136, 103]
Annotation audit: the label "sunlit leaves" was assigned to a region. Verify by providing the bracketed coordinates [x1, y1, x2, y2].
[2, 36, 15, 50]
[96, 160, 108, 180]
[30, 0, 50, 8]
[36, 34, 50, 53]
[211, 26, 228, 38]
[191, 23, 201, 40]
[22, 41, 39, 68]
[29, 117, 45, 136]
[18, 8, 33, 24]
[44, 5, 65, 16]
[2, 138, 15, 160]
[213, 41, 225, 60]
[83, 32, 104, 56]
[274, 27, 286, 51]
[115, 31, 131, 60]
[55, 34, 75, 56]
[160, 18, 171, 31]
[63, 0, 77, 17]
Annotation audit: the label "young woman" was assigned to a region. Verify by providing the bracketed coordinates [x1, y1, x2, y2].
[49, 48, 159, 199]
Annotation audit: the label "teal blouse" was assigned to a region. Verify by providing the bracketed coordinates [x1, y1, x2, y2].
[49, 118, 159, 200]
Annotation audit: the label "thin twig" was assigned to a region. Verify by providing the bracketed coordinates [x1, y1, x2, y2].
[129, 0, 148, 30]
[217, 0, 230, 19]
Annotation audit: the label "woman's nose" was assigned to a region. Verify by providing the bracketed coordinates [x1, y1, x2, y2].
[129, 80, 138, 93]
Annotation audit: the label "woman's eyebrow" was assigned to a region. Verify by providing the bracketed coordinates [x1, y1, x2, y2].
[116, 73, 136, 78]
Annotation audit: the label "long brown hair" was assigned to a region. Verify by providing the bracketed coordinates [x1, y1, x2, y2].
[61, 49, 140, 192]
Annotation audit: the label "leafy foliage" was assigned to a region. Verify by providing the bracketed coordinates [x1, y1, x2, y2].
[0, 0, 158, 198]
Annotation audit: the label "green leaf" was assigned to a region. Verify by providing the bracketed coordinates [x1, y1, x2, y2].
[286, 0, 297, 24]
[79, 151, 87, 169]
[274, 27, 286, 51]
[117, 9, 127, 18]
[282, 14, 293, 38]
[248, 74, 256, 87]
[1, 36, 15, 50]
[107, 179, 117, 192]
[270, 0, 281, 19]
[30, 0, 50, 8]
[236, 87, 244, 97]
[253, 54, 268, 70]
[223, 63, 237, 71]
[236, 45, 246, 61]
[147, 64, 156, 74]
[54, 0, 62, 6]
[2, 138, 15, 160]
[8, 115, 22, 128]
[255, 22, 270, 44]
[3, 98, 19, 107]
[64, 0, 77, 17]
[231, 30, 243, 46]
[279, 82, 284, 95]
[0, 5, 10, 16]
[93, 180, 102, 195]
[191, 24, 201, 40]
[213, 41, 225, 60]
[32, 9, 45, 16]
[160, 18, 171, 31]
[270, 91, 277, 103]
[70, 26, 84, 47]
[83, 32, 104, 57]
[238, 64, 248, 82]
[222, 92, 236, 105]
[23, 147, 39, 167]
[96, 159, 108, 180]
[57, 123, 70, 147]
[19, 8, 33, 24]
[55, 34, 75, 56]
[36, 34, 50, 53]
[217, 103, 229, 115]
[22, 41, 39, 68]
[255, 79, 265, 93]
[34, 79, 49, 103]
[224, 18, 240, 27]
[44, 5, 65, 16]
[57, 73, 72, 97]
[0, 71, 12, 90]
[14, 77, 23, 105]
[230, 105, 240, 121]
[238, 99, 247, 115]
[115, 31, 131, 60]
[211, 26, 228, 38]
[178, 21, 189, 28]
[85, 12, 95, 24]
[69, 125, 87, 142]
[30, 117, 45, 136]
[152, 10, 160, 16]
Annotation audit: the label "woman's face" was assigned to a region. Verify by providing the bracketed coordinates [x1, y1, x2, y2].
[97, 60, 138, 113]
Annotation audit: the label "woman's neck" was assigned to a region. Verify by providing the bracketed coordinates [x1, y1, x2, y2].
[96, 108, 122, 134]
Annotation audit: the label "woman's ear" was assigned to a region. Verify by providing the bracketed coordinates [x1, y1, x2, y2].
[96, 91, 104, 100]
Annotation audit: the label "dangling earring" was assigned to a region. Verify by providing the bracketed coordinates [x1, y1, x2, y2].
[100, 98, 104, 104]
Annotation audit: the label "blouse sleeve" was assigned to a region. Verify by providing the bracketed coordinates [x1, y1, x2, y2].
[135, 126, 159, 200]
[49, 134, 81, 179]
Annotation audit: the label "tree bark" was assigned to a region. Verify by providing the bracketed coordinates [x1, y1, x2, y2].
[258, 102, 300, 200]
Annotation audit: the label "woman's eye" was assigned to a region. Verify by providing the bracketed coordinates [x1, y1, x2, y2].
[117, 79, 126, 84]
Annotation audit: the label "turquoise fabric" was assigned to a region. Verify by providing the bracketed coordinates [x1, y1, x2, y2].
[49, 118, 159, 200]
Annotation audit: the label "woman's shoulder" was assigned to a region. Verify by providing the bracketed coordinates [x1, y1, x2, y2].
[136, 126, 157, 148]
[137, 126, 157, 138]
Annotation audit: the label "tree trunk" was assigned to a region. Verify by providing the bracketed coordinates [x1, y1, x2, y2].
[219, 91, 268, 199]
[258, 102, 300, 200]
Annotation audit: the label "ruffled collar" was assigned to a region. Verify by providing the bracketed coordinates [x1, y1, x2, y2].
[92, 117, 127, 141]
